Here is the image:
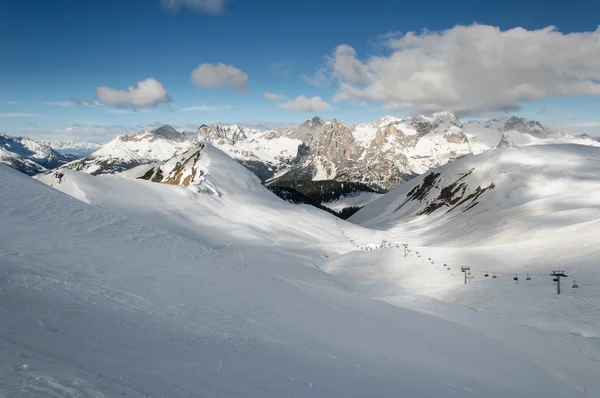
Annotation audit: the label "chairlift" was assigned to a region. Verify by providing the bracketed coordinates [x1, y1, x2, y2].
[467, 272, 472, 276]
[484, 272, 489, 277]
[572, 281, 579, 288]
[428, 257, 431, 260]
[492, 273, 497, 279]
[526, 274, 532, 281]
[553, 277, 558, 282]
[513, 274, 519, 281]
[444, 263, 447, 267]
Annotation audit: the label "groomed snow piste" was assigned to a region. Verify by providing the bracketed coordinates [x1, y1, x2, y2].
[2, 142, 600, 396]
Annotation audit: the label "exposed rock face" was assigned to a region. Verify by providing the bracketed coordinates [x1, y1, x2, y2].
[43, 113, 583, 195]
[497, 133, 514, 148]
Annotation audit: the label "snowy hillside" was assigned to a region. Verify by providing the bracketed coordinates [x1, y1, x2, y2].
[10, 140, 600, 396]
[39, 143, 346, 248]
[343, 144, 600, 357]
[3, 161, 595, 396]
[43, 139, 103, 156]
[0, 133, 77, 175]
[351, 144, 600, 245]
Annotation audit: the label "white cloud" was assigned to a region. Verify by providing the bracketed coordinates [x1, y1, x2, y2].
[329, 25, 600, 116]
[1, 101, 22, 105]
[73, 99, 103, 107]
[191, 63, 248, 92]
[302, 65, 330, 87]
[0, 113, 39, 118]
[277, 95, 332, 112]
[264, 92, 288, 101]
[44, 101, 73, 107]
[180, 104, 225, 111]
[536, 106, 548, 114]
[161, 0, 229, 15]
[97, 78, 170, 108]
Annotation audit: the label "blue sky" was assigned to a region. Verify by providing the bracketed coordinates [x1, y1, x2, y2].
[1, 0, 599, 142]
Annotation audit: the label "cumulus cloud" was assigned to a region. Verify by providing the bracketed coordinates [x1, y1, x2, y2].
[302, 65, 330, 87]
[191, 63, 248, 92]
[277, 95, 332, 112]
[329, 25, 600, 116]
[161, 0, 230, 15]
[264, 92, 288, 101]
[0, 113, 39, 118]
[97, 78, 170, 108]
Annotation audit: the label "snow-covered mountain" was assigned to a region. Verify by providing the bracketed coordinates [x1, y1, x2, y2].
[25, 138, 600, 396]
[128, 142, 277, 199]
[59, 125, 195, 175]
[351, 144, 600, 247]
[0, 133, 77, 175]
[52, 114, 599, 193]
[198, 113, 600, 190]
[42, 139, 103, 156]
[8, 160, 592, 397]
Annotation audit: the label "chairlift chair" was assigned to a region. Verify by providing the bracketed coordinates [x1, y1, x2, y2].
[526, 274, 532, 281]
[572, 281, 579, 288]
[513, 274, 519, 281]
[553, 277, 559, 282]
[492, 273, 497, 279]
[484, 272, 489, 277]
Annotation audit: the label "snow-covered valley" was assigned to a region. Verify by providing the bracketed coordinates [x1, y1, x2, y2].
[1, 140, 600, 397]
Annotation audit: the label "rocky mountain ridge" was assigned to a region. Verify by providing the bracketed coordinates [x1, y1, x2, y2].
[0, 133, 77, 175]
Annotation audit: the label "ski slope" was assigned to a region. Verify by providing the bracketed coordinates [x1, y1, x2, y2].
[3, 163, 588, 397]
[4, 142, 600, 396]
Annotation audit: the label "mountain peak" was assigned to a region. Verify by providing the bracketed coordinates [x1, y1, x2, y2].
[301, 116, 324, 129]
[432, 110, 457, 119]
[152, 125, 185, 141]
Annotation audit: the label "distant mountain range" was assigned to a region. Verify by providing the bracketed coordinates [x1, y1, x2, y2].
[0, 133, 78, 175]
[3, 113, 599, 213]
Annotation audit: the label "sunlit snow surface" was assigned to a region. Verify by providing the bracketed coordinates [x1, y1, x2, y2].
[1, 142, 599, 396]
